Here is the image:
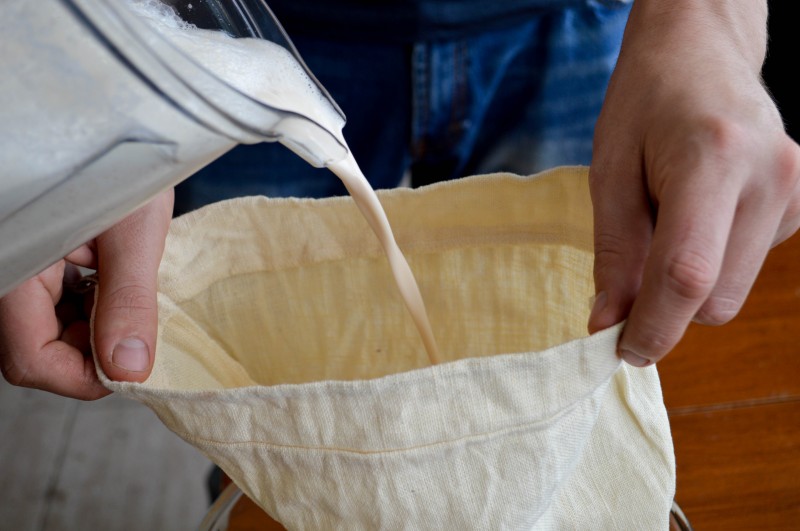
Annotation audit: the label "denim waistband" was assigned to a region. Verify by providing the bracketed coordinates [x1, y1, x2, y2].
[269, 0, 633, 43]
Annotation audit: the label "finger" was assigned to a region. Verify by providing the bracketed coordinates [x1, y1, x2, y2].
[694, 187, 785, 326]
[0, 263, 64, 357]
[588, 163, 653, 334]
[93, 190, 173, 383]
[772, 140, 800, 247]
[696, 137, 800, 324]
[619, 164, 741, 366]
[0, 266, 109, 400]
[3, 340, 109, 400]
[62, 320, 92, 355]
[66, 241, 98, 269]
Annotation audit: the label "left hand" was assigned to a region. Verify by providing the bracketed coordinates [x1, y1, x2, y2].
[0, 190, 173, 399]
[587, 0, 800, 367]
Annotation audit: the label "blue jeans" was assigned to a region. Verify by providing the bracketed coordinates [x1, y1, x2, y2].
[175, 1, 631, 213]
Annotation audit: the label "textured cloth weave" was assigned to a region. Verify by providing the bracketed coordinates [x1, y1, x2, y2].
[98, 167, 675, 529]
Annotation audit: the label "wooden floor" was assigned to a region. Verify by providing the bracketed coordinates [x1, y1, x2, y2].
[659, 233, 800, 529]
[0, 380, 211, 530]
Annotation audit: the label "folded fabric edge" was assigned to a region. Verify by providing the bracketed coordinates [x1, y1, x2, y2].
[95, 324, 624, 452]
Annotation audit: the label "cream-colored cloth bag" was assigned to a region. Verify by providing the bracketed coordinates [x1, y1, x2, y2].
[98, 167, 675, 529]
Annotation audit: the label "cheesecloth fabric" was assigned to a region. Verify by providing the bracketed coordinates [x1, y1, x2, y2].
[96, 166, 675, 529]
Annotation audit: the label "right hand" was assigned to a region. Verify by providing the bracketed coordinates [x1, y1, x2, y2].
[587, 0, 800, 366]
[0, 190, 173, 400]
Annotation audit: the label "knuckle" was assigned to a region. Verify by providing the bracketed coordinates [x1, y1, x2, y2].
[774, 140, 800, 196]
[594, 230, 629, 255]
[593, 232, 630, 282]
[594, 230, 635, 264]
[76, 365, 107, 401]
[0, 342, 57, 387]
[665, 249, 718, 301]
[771, 142, 800, 244]
[101, 283, 156, 323]
[695, 295, 742, 326]
[697, 116, 749, 160]
[784, 194, 800, 235]
[1, 360, 30, 388]
[630, 329, 675, 360]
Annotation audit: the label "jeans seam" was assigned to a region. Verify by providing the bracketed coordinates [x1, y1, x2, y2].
[449, 40, 469, 140]
[411, 42, 430, 159]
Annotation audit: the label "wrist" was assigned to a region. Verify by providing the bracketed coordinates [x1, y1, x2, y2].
[629, 0, 768, 74]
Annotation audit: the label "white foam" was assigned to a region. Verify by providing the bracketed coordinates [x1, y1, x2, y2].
[125, 0, 197, 31]
[126, 0, 343, 143]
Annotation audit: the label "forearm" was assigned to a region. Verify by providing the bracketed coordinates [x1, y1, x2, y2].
[603, 0, 779, 157]
[624, 0, 768, 76]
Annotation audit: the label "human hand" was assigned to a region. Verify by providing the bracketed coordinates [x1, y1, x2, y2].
[0, 190, 173, 399]
[587, 0, 800, 366]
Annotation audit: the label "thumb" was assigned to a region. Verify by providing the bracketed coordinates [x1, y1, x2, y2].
[587, 164, 652, 334]
[93, 190, 174, 383]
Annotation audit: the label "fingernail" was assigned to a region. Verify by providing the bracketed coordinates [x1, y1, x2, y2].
[112, 338, 150, 372]
[620, 349, 652, 368]
[589, 291, 608, 325]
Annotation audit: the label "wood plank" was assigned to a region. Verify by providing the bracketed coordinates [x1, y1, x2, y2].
[227, 495, 286, 531]
[659, 233, 800, 410]
[0, 379, 76, 531]
[659, 232, 800, 528]
[37, 393, 212, 531]
[669, 400, 800, 530]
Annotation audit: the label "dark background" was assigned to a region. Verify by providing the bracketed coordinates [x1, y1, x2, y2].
[762, 1, 798, 142]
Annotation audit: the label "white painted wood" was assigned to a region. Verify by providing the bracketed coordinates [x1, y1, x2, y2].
[0, 380, 212, 531]
[0, 379, 76, 531]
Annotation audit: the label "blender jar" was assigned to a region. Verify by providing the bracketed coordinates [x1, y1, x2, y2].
[0, 0, 347, 297]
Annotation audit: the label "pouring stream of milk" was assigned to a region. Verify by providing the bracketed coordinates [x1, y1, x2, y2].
[132, 0, 441, 365]
[328, 155, 441, 365]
